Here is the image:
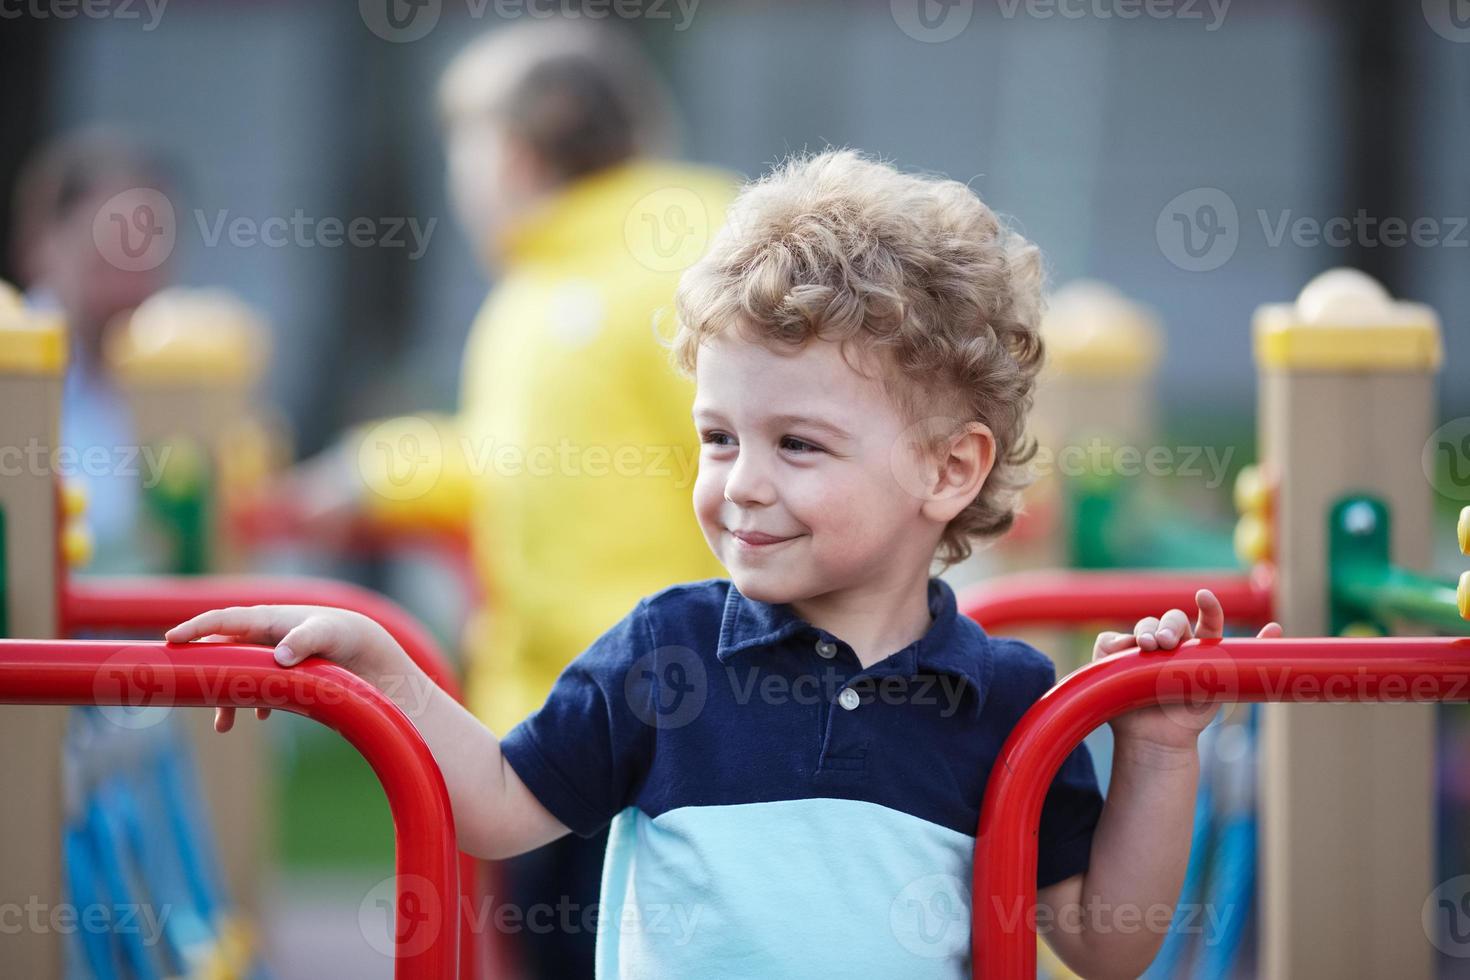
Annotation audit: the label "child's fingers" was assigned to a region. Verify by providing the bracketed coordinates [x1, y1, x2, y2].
[1256, 621, 1284, 639]
[1133, 616, 1161, 651]
[1193, 589, 1225, 640]
[1092, 631, 1138, 660]
[214, 706, 273, 734]
[166, 606, 296, 646]
[275, 615, 348, 667]
[1154, 608, 1191, 649]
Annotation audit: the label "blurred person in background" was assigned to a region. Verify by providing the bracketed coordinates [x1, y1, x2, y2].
[279, 18, 735, 977]
[11, 130, 176, 570]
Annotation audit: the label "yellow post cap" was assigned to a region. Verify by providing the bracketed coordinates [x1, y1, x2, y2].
[1233, 464, 1269, 516]
[1459, 506, 1470, 557]
[62, 480, 89, 519]
[1253, 268, 1442, 371]
[1234, 513, 1271, 566]
[0, 278, 67, 375]
[1460, 571, 1470, 622]
[106, 287, 270, 385]
[63, 522, 94, 570]
[1040, 280, 1163, 378]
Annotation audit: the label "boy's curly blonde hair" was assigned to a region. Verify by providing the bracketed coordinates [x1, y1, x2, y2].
[670, 149, 1047, 568]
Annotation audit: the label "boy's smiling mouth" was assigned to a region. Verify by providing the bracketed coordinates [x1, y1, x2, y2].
[729, 528, 801, 548]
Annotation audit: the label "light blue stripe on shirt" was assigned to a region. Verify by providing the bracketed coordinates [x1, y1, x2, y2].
[596, 798, 975, 979]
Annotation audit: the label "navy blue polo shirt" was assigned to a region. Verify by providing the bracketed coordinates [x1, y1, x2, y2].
[500, 577, 1103, 978]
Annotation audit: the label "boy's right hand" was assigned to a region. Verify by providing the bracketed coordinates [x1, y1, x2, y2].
[165, 605, 406, 733]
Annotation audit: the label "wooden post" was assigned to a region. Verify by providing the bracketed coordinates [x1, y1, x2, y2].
[1037, 278, 1162, 555]
[976, 281, 1162, 659]
[0, 282, 68, 978]
[106, 287, 281, 573]
[105, 287, 277, 922]
[1255, 268, 1443, 979]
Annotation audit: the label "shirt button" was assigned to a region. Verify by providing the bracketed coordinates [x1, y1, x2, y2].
[816, 640, 837, 659]
[838, 687, 860, 711]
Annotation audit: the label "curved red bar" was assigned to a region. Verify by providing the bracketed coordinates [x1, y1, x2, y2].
[0, 640, 459, 980]
[958, 567, 1275, 632]
[63, 576, 462, 702]
[972, 635, 1470, 978]
[60, 577, 490, 980]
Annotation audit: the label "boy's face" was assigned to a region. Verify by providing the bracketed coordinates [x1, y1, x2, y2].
[692, 332, 949, 603]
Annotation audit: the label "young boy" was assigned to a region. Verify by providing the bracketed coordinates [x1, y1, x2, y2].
[170, 150, 1279, 978]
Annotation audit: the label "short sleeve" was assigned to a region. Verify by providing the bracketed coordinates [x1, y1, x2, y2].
[1031, 658, 1105, 889]
[500, 600, 657, 837]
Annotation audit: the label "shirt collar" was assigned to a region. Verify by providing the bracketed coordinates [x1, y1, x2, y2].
[716, 577, 991, 697]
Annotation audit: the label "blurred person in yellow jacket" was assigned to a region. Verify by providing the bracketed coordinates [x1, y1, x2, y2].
[287, 18, 733, 978]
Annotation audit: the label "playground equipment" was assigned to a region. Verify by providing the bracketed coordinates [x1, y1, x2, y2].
[971, 633, 1470, 978]
[999, 280, 1238, 580]
[105, 287, 282, 576]
[0, 284, 72, 978]
[7, 260, 1464, 975]
[1019, 280, 1163, 572]
[0, 641, 460, 979]
[963, 268, 1465, 978]
[0, 284, 493, 978]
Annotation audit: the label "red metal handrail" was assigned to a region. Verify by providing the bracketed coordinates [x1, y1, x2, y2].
[0, 640, 459, 980]
[972, 635, 1470, 977]
[60, 576, 492, 980]
[959, 567, 1275, 632]
[63, 577, 461, 699]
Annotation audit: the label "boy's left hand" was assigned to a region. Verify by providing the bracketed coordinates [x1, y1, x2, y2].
[1094, 588, 1282, 749]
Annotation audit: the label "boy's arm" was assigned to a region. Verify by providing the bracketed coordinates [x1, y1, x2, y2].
[1036, 741, 1200, 979]
[357, 656, 572, 860]
[1036, 590, 1281, 978]
[166, 606, 569, 861]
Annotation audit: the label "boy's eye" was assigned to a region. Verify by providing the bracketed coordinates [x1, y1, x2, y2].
[701, 431, 735, 447]
[780, 436, 823, 454]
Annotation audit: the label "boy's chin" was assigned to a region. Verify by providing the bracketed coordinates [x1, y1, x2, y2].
[726, 566, 802, 604]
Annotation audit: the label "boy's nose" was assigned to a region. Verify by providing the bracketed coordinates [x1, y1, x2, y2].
[722, 451, 778, 507]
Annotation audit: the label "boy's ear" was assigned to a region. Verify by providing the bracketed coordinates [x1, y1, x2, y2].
[920, 422, 996, 523]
